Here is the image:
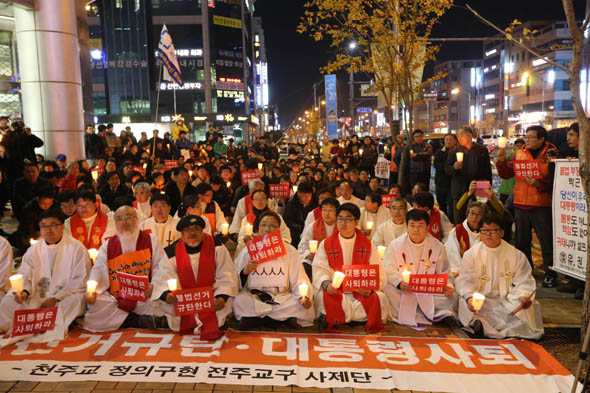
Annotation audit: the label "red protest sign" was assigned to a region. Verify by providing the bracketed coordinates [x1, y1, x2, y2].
[133, 166, 146, 177]
[513, 160, 543, 180]
[342, 264, 380, 291]
[269, 183, 290, 199]
[381, 194, 394, 207]
[409, 274, 448, 294]
[246, 230, 287, 264]
[12, 307, 58, 337]
[241, 170, 260, 185]
[117, 272, 149, 302]
[475, 181, 490, 197]
[173, 287, 214, 316]
[164, 160, 179, 170]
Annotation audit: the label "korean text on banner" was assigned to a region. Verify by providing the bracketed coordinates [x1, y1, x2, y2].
[107, 249, 152, 294]
[381, 194, 394, 207]
[513, 160, 542, 180]
[241, 170, 260, 186]
[164, 160, 179, 170]
[325, 74, 338, 140]
[117, 272, 150, 302]
[408, 274, 448, 294]
[374, 157, 390, 179]
[269, 183, 290, 199]
[12, 307, 58, 337]
[552, 159, 587, 281]
[246, 230, 287, 264]
[342, 265, 379, 291]
[173, 287, 214, 316]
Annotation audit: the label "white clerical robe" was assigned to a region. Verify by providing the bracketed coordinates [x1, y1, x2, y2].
[444, 220, 480, 274]
[82, 230, 167, 332]
[455, 241, 543, 339]
[297, 221, 335, 264]
[0, 235, 89, 347]
[229, 196, 277, 234]
[140, 216, 180, 249]
[337, 195, 365, 210]
[200, 201, 228, 234]
[233, 244, 315, 326]
[0, 236, 12, 300]
[150, 242, 237, 333]
[312, 234, 389, 323]
[135, 200, 152, 219]
[64, 213, 117, 248]
[371, 220, 406, 247]
[384, 233, 457, 327]
[304, 210, 316, 227]
[359, 206, 390, 238]
[236, 214, 292, 254]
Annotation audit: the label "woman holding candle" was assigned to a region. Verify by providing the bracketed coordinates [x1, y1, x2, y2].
[0, 209, 90, 346]
[455, 215, 542, 339]
[383, 209, 457, 328]
[312, 203, 389, 333]
[233, 211, 314, 330]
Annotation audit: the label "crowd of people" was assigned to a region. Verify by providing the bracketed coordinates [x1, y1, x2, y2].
[0, 118, 582, 346]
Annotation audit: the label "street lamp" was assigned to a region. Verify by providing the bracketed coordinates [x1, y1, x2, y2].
[349, 42, 357, 50]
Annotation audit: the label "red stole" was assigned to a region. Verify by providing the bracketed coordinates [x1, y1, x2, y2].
[245, 194, 253, 215]
[175, 235, 222, 340]
[70, 212, 108, 250]
[107, 231, 152, 313]
[456, 223, 470, 257]
[322, 229, 385, 333]
[246, 213, 256, 225]
[428, 208, 442, 240]
[313, 207, 322, 221]
[312, 218, 327, 242]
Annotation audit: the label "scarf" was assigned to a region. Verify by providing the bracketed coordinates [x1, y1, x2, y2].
[312, 217, 327, 243]
[323, 229, 384, 333]
[175, 235, 221, 340]
[70, 211, 108, 250]
[245, 194, 253, 215]
[428, 207, 442, 240]
[456, 223, 470, 257]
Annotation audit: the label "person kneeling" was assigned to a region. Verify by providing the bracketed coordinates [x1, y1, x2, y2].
[455, 215, 543, 339]
[233, 211, 314, 330]
[151, 215, 236, 339]
[0, 208, 90, 346]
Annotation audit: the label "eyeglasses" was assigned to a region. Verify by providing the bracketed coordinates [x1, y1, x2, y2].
[115, 214, 138, 222]
[259, 224, 280, 230]
[336, 217, 356, 223]
[39, 223, 62, 231]
[321, 209, 336, 214]
[480, 228, 501, 235]
[468, 211, 483, 217]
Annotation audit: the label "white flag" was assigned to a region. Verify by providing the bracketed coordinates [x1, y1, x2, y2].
[156, 24, 183, 86]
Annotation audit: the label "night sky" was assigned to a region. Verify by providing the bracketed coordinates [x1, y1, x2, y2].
[253, 0, 587, 130]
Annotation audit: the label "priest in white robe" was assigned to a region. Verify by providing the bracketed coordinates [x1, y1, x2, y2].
[359, 193, 392, 238]
[0, 236, 12, 300]
[172, 194, 213, 236]
[298, 198, 338, 279]
[384, 209, 457, 327]
[303, 189, 335, 227]
[139, 194, 180, 249]
[150, 215, 237, 339]
[83, 206, 168, 332]
[133, 182, 152, 218]
[313, 203, 389, 332]
[336, 181, 365, 210]
[0, 209, 90, 346]
[229, 179, 276, 235]
[233, 211, 314, 329]
[372, 198, 408, 247]
[64, 190, 116, 251]
[455, 215, 543, 339]
[445, 201, 484, 274]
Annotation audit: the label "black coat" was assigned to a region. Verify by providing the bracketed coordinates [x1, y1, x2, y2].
[445, 143, 492, 200]
[165, 181, 197, 216]
[282, 195, 317, 248]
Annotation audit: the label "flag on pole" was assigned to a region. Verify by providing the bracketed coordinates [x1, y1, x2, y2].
[156, 24, 183, 86]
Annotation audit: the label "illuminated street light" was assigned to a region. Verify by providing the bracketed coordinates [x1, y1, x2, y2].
[451, 88, 460, 95]
[349, 42, 356, 50]
[321, 100, 326, 105]
[521, 72, 529, 85]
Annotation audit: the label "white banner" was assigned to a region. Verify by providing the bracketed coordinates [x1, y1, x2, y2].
[552, 159, 588, 281]
[375, 156, 390, 179]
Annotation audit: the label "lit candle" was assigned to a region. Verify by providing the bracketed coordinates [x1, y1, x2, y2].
[29, 238, 38, 246]
[471, 292, 486, 311]
[167, 278, 178, 291]
[298, 283, 309, 297]
[91, 170, 98, 180]
[456, 152, 464, 162]
[292, 185, 298, 193]
[221, 222, 229, 235]
[410, 149, 414, 154]
[86, 280, 97, 294]
[366, 221, 374, 230]
[226, 181, 231, 188]
[332, 271, 346, 289]
[498, 137, 507, 149]
[309, 240, 318, 254]
[143, 163, 147, 169]
[161, 191, 165, 194]
[402, 269, 411, 284]
[377, 245, 387, 259]
[359, 148, 364, 155]
[258, 163, 263, 170]
[188, 170, 193, 177]
[246, 223, 253, 236]
[88, 248, 98, 262]
[9, 274, 23, 293]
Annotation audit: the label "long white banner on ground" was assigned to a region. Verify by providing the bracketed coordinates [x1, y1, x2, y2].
[552, 159, 588, 280]
[0, 329, 577, 393]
